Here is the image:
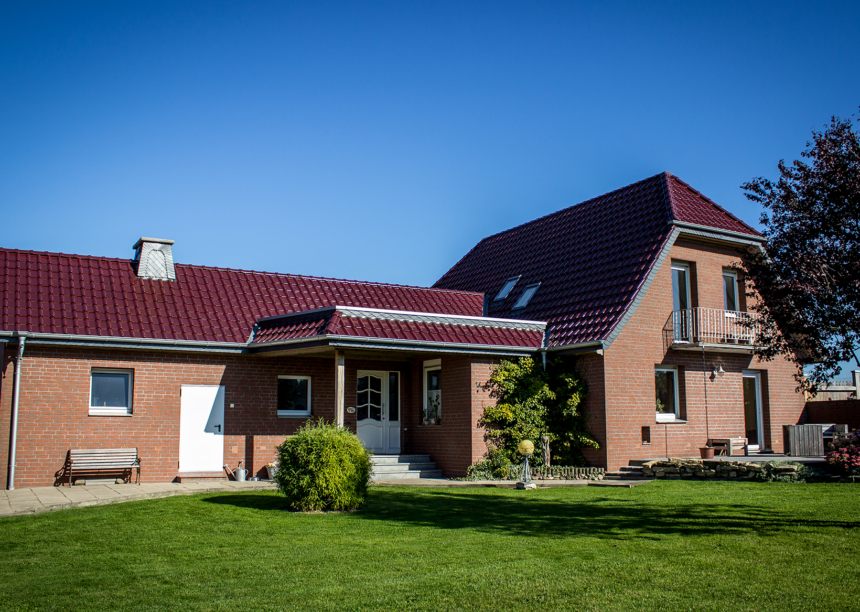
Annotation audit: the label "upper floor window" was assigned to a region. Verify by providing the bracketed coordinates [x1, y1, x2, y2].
[671, 263, 691, 311]
[494, 276, 520, 301]
[90, 369, 133, 416]
[723, 270, 739, 311]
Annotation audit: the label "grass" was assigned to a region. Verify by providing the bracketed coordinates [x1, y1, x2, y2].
[0, 481, 858, 611]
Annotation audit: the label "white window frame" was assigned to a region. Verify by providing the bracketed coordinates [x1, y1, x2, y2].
[423, 359, 442, 424]
[89, 368, 134, 416]
[723, 269, 739, 313]
[494, 276, 520, 302]
[671, 262, 691, 312]
[655, 366, 680, 421]
[512, 282, 540, 310]
[277, 375, 312, 417]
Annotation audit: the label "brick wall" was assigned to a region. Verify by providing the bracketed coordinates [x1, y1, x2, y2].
[407, 354, 488, 477]
[806, 400, 860, 431]
[0, 344, 430, 487]
[598, 236, 806, 470]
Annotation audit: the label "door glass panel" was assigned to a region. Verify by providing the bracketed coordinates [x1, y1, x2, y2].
[388, 373, 399, 421]
[672, 267, 688, 311]
[724, 274, 737, 311]
[357, 375, 383, 422]
[743, 377, 759, 444]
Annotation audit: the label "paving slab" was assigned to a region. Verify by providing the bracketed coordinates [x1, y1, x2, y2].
[0, 480, 277, 518]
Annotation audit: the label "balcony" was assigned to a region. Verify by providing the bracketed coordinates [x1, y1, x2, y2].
[663, 307, 761, 352]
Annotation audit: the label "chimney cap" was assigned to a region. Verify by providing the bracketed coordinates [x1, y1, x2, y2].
[133, 237, 175, 249]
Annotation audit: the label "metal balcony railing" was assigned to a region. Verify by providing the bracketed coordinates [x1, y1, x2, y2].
[663, 307, 761, 349]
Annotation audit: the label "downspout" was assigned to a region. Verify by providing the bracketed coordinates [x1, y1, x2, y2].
[7, 335, 25, 490]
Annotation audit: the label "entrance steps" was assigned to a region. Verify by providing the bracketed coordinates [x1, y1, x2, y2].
[370, 454, 443, 480]
[602, 465, 649, 481]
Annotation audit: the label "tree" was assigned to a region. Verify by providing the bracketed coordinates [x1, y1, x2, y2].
[478, 357, 598, 467]
[739, 111, 860, 392]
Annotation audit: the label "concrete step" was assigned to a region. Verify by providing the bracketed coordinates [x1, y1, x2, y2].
[371, 463, 438, 474]
[369, 455, 431, 465]
[373, 470, 444, 480]
[604, 467, 648, 480]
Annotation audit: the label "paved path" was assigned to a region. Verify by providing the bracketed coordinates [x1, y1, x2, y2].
[373, 478, 649, 488]
[0, 480, 277, 518]
[2, 477, 649, 518]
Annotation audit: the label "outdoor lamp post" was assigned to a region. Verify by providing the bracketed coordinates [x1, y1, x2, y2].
[516, 439, 536, 490]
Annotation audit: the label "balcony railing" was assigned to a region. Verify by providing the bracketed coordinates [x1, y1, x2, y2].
[662, 308, 761, 350]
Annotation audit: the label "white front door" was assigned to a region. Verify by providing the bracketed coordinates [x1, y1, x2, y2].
[356, 371, 401, 454]
[742, 371, 764, 449]
[179, 385, 225, 472]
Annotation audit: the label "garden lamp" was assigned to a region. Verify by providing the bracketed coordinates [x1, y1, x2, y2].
[516, 439, 536, 490]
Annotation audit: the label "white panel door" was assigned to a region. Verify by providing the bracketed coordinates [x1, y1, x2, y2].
[179, 385, 225, 472]
[356, 371, 400, 454]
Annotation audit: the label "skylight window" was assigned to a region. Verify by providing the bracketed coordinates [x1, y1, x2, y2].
[512, 283, 540, 310]
[494, 276, 520, 302]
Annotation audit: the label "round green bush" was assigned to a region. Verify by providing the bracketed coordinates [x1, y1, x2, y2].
[274, 420, 372, 511]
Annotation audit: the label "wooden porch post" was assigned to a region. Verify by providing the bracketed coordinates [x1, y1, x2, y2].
[334, 350, 345, 427]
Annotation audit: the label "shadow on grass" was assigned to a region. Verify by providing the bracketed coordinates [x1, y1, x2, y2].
[202, 488, 858, 540]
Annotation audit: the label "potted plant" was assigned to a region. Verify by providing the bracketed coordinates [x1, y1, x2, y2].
[699, 446, 715, 459]
[266, 462, 278, 480]
[427, 395, 441, 426]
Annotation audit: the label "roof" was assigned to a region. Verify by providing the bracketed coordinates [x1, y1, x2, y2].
[433, 172, 761, 347]
[0, 248, 484, 345]
[253, 306, 545, 352]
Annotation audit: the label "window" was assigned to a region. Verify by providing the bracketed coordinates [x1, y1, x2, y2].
[655, 366, 679, 420]
[494, 276, 520, 301]
[512, 283, 540, 310]
[723, 270, 739, 312]
[90, 369, 133, 416]
[671, 263, 691, 312]
[278, 376, 311, 417]
[423, 359, 441, 425]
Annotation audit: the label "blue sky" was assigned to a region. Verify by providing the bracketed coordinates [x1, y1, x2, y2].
[1, 2, 858, 371]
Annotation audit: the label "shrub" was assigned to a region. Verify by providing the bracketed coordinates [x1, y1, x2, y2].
[755, 460, 810, 483]
[274, 420, 372, 511]
[464, 447, 512, 480]
[826, 430, 860, 475]
[479, 357, 598, 467]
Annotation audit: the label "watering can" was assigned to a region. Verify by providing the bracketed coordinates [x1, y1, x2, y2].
[234, 462, 247, 482]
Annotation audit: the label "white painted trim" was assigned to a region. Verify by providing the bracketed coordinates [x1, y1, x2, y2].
[672, 221, 766, 243]
[655, 365, 680, 419]
[742, 370, 764, 448]
[89, 368, 134, 416]
[277, 375, 312, 417]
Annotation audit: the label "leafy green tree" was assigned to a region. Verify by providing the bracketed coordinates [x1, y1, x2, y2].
[739, 111, 860, 392]
[479, 357, 598, 467]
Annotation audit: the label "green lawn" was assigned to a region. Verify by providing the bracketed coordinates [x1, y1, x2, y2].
[0, 482, 858, 611]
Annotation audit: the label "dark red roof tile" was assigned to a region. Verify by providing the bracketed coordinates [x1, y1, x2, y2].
[0, 248, 483, 344]
[434, 172, 760, 347]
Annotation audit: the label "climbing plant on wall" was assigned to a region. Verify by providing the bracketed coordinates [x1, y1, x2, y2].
[479, 356, 598, 467]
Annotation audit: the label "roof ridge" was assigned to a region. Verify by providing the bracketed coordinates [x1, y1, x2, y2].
[468, 172, 670, 244]
[0, 246, 483, 297]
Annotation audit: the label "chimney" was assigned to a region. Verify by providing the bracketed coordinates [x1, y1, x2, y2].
[133, 237, 176, 281]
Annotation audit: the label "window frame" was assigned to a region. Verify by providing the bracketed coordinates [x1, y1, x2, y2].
[512, 282, 540, 310]
[654, 365, 680, 421]
[494, 276, 521, 302]
[723, 269, 739, 312]
[422, 359, 442, 425]
[89, 368, 134, 417]
[277, 375, 312, 418]
[671, 262, 692, 312]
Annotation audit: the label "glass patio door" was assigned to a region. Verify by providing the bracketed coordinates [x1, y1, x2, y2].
[742, 370, 763, 449]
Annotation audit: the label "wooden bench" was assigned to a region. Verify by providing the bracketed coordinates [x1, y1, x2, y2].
[64, 448, 140, 486]
[709, 438, 748, 457]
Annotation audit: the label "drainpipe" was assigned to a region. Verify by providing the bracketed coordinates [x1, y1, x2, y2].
[7, 335, 25, 490]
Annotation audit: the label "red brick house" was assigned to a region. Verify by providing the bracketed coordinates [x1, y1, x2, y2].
[434, 172, 805, 469]
[1, 172, 807, 487]
[0, 239, 543, 488]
